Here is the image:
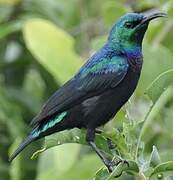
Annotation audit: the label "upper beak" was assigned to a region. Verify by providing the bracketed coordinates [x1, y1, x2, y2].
[140, 11, 167, 24]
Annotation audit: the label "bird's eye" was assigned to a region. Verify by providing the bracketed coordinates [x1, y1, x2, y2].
[125, 20, 141, 29]
[124, 22, 135, 28]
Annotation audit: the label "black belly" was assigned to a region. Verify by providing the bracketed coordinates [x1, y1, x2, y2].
[38, 68, 141, 138]
[63, 68, 141, 130]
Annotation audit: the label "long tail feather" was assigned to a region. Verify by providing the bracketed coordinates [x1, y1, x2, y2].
[9, 135, 35, 162]
[9, 112, 67, 162]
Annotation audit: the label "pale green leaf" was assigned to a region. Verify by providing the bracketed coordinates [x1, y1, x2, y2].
[32, 129, 112, 159]
[150, 146, 161, 168]
[150, 162, 173, 179]
[36, 144, 80, 180]
[95, 160, 139, 180]
[137, 44, 173, 95]
[95, 168, 110, 180]
[23, 18, 83, 84]
[56, 154, 102, 180]
[32, 128, 130, 161]
[145, 69, 173, 103]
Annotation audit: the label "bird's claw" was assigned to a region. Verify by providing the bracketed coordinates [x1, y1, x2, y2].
[105, 161, 114, 173]
[105, 159, 129, 173]
[107, 138, 116, 150]
[122, 159, 129, 167]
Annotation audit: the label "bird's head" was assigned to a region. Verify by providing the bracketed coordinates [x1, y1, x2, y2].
[108, 12, 167, 49]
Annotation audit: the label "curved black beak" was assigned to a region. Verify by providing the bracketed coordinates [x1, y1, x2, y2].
[140, 12, 167, 25]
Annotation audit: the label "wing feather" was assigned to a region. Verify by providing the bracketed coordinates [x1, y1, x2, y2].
[31, 51, 129, 126]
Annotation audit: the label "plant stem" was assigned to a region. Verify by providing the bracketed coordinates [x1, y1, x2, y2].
[135, 86, 173, 161]
[136, 172, 148, 180]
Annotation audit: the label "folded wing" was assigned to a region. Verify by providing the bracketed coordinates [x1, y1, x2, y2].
[31, 54, 129, 127]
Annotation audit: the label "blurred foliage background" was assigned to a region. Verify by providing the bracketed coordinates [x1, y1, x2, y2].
[0, 0, 173, 180]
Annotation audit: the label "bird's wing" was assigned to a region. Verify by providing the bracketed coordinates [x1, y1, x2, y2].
[31, 55, 129, 127]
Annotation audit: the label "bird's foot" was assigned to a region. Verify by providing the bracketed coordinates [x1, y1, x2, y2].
[107, 138, 116, 150]
[105, 159, 129, 173]
[95, 129, 103, 134]
[104, 160, 115, 173]
[114, 159, 129, 167]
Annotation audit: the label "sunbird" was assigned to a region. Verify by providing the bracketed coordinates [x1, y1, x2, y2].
[9, 12, 166, 172]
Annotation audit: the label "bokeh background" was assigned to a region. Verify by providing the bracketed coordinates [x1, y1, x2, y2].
[0, 0, 173, 180]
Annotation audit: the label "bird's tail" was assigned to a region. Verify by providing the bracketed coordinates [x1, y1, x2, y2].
[9, 134, 36, 162]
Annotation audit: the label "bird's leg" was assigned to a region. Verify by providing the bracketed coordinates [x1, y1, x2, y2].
[86, 129, 129, 172]
[95, 129, 117, 151]
[95, 130, 118, 155]
[106, 138, 129, 167]
[86, 128, 115, 172]
[95, 129, 103, 134]
[106, 138, 121, 157]
[95, 130, 117, 151]
[107, 138, 116, 150]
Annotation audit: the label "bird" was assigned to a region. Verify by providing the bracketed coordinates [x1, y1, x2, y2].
[9, 11, 166, 172]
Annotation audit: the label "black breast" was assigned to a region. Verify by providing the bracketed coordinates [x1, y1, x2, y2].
[81, 67, 141, 128]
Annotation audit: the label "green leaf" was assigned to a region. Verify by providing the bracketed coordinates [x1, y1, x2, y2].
[51, 154, 102, 180]
[32, 128, 130, 161]
[136, 86, 173, 143]
[0, 21, 22, 39]
[150, 162, 173, 179]
[23, 18, 83, 84]
[36, 141, 103, 180]
[150, 146, 161, 168]
[112, 160, 139, 178]
[32, 129, 112, 159]
[95, 168, 110, 180]
[146, 69, 173, 103]
[137, 44, 173, 95]
[95, 160, 139, 180]
[136, 86, 173, 158]
[36, 144, 80, 180]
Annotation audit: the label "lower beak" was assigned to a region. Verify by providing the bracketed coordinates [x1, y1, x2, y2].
[140, 12, 167, 25]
